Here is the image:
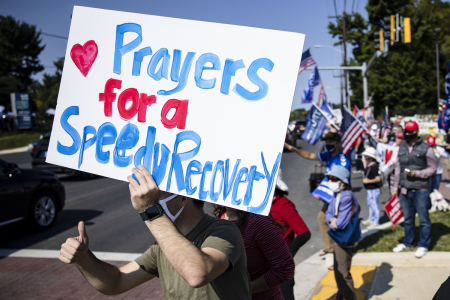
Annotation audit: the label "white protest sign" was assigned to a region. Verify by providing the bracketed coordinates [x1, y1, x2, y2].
[47, 6, 304, 216]
[376, 143, 399, 181]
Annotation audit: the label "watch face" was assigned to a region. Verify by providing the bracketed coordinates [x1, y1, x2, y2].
[141, 204, 163, 221]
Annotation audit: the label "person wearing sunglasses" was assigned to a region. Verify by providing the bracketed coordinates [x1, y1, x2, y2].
[325, 165, 361, 300]
[392, 121, 437, 258]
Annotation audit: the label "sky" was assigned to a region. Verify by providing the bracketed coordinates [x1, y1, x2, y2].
[1, 0, 370, 111]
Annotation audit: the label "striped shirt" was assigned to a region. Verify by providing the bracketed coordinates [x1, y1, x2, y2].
[232, 213, 295, 300]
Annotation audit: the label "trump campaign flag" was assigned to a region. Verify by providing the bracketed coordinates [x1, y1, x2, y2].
[301, 104, 327, 144]
[317, 85, 327, 107]
[446, 62, 450, 100]
[301, 66, 320, 104]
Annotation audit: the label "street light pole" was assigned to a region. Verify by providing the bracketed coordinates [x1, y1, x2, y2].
[435, 28, 441, 113]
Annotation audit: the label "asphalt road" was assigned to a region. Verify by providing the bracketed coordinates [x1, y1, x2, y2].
[0, 141, 390, 264]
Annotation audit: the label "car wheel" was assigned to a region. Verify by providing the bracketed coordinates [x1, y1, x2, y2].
[29, 192, 57, 230]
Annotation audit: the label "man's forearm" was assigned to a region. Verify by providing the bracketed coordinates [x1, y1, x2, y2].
[76, 251, 122, 295]
[292, 147, 318, 161]
[251, 275, 271, 294]
[145, 215, 217, 287]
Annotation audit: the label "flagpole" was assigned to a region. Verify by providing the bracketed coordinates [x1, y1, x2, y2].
[313, 103, 339, 130]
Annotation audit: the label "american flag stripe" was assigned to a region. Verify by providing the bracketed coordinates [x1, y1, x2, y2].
[298, 49, 316, 75]
[341, 107, 364, 154]
[342, 125, 363, 153]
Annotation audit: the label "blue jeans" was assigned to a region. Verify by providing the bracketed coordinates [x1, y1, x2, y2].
[367, 188, 380, 225]
[399, 190, 431, 248]
[429, 174, 442, 193]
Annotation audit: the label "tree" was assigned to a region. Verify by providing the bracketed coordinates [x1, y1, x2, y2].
[328, 0, 450, 114]
[37, 57, 63, 112]
[0, 15, 45, 109]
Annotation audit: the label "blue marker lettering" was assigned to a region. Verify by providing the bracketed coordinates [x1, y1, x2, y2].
[113, 123, 139, 168]
[114, 23, 142, 75]
[134, 126, 156, 171]
[132, 47, 152, 76]
[166, 131, 201, 192]
[57, 106, 81, 156]
[231, 167, 248, 206]
[152, 142, 171, 186]
[185, 160, 202, 195]
[96, 122, 117, 164]
[195, 53, 221, 89]
[243, 166, 265, 206]
[248, 152, 281, 214]
[147, 48, 170, 81]
[78, 125, 97, 168]
[223, 158, 241, 200]
[210, 160, 224, 202]
[220, 59, 245, 95]
[233, 58, 274, 101]
[158, 51, 196, 95]
[199, 161, 213, 200]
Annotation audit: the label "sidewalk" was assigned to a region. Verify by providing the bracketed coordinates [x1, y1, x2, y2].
[0, 250, 163, 300]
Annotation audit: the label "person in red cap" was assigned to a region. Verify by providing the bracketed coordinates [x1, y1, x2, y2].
[392, 121, 437, 258]
[426, 135, 449, 193]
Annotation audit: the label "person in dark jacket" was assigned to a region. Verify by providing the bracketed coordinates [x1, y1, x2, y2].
[392, 121, 437, 258]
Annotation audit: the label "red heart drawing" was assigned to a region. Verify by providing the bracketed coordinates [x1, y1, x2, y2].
[385, 149, 393, 164]
[70, 40, 98, 77]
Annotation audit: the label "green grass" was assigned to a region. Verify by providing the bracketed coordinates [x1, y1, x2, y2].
[356, 211, 450, 252]
[0, 133, 42, 150]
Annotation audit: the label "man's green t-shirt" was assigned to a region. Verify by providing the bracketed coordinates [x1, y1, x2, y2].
[135, 214, 251, 300]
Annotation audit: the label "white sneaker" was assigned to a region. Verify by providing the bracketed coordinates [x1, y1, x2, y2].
[446, 183, 450, 188]
[361, 220, 373, 226]
[414, 247, 428, 258]
[393, 243, 411, 253]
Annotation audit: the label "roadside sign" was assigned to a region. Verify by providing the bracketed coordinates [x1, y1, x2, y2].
[46, 6, 305, 215]
[384, 195, 403, 226]
[10, 93, 32, 129]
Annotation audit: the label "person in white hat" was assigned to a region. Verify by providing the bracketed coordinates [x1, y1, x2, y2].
[361, 147, 381, 228]
[271, 169, 311, 300]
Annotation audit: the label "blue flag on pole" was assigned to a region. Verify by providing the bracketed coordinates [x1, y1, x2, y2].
[301, 66, 321, 104]
[446, 62, 450, 101]
[302, 104, 329, 145]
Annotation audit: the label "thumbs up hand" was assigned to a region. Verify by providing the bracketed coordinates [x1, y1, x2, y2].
[59, 221, 90, 264]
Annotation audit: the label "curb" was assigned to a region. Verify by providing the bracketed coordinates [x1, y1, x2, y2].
[0, 146, 28, 155]
[294, 219, 400, 300]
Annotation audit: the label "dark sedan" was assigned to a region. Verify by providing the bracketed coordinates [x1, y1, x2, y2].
[0, 159, 65, 230]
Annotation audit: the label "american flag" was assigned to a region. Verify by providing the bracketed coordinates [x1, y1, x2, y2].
[298, 49, 316, 75]
[341, 107, 364, 154]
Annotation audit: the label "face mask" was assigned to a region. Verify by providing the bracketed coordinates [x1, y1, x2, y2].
[404, 133, 417, 143]
[326, 144, 336, 153]
[159, 194, 185, 222]
[328, 181, 341, 193]
[370, 130, 376, 137]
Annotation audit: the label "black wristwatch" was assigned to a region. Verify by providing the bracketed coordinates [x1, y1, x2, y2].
[140, 204, 164, 221]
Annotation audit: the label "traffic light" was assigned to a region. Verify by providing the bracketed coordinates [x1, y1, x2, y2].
[390, 15, 395, 41]
[403, 17, 413, 43]
[383, 16, 391, 40]
[374, 30, 384, 52]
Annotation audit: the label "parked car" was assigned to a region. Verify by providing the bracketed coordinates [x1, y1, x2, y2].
[293, 120, 307, 138]
[0, 159, 65, 230]
[29, 133, 95, 178]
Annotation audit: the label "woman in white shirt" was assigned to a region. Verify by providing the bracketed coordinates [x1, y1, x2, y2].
[427, 136, 449, 193]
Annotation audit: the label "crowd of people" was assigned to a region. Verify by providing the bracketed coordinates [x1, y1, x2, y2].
[56, 118, 446, 300]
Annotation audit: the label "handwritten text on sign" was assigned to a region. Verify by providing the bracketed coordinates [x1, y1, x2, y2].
[47, 6, 305, 215]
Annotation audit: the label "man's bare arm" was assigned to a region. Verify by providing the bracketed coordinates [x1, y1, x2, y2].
[128, 166, 230, 288]
[59, 222, 154, 295]
[284, 142, 319, 160]
[144, 215, 229, 287]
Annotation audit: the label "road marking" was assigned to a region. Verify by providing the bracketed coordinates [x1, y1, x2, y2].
[0, 249, 141, 261]
[310, 265, 376, 300]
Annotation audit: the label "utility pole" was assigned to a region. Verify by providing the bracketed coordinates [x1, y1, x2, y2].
[342, 11, 348, 115]
[435, 28, 441, 113]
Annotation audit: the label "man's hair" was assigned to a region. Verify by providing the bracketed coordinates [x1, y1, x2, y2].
[191, 199, 205, 210]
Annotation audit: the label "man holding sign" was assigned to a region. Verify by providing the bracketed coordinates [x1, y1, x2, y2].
[60, 165, 251, 299]
[285, 132, 350, 257]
